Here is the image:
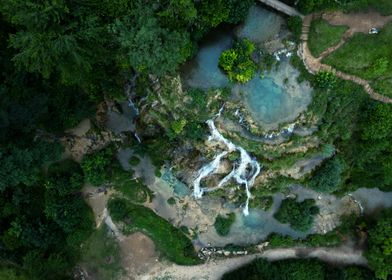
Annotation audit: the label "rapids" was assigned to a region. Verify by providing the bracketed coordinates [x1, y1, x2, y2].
[193, 116, 261, 215]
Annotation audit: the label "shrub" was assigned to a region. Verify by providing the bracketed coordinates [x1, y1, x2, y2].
[167, 197, 176, 205]
[171, 119, 187, 134]
[314, 71, 337, 89]
[309, 157, 343, 193]
[365, 208, 392, 280]
[214, 213, 236, 236]
[219, 38, 257, 83]
[128, 156, 140, 166]
[274, 198, 319, 232]
[287, 16, 303, 42]
[81, 146, 114, 186]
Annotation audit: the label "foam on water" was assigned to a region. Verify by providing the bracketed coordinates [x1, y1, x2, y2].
[193, 117, 261, 215]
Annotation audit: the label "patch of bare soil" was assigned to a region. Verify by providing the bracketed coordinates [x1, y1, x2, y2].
[322, 11, 392, 34]
[65, 118, 91, 136]
[120, 233, 159, 280]
[84, 185, 113, 228]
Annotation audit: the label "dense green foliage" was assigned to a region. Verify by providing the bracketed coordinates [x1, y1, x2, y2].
[0, 155, 94, 279]
[112, 167, 152, 203]
[108, 197, 200, 265]
[222, 258, 376, 280]
[291, 52, 392, 193]
[0, 265, 27, 280]
[309, 157, 343, 193]
[365, 209, 392, 280]
[274, 198, 319, 232]
[323, 22, 392, 97]
[314, 71, 337, 89]
[214, 213, 236, 236]
[287, 16, 303, 42]
[308, 19, 348, 57]
[2, 0, 392, 278]
[81, 146, 114, 186]
[219, 38, 257, 83]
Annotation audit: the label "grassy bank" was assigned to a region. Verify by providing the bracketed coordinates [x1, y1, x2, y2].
[80, 225, 124, 280]
[308, 19, 348, 57]
[108, 197, 200, 265]
[323, 22, 392, 98]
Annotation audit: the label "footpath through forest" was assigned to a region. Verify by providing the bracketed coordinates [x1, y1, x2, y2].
[298, 12, 392, 104]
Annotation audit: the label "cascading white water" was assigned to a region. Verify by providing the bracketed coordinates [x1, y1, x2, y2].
[193, 116, 261, 215]
[134, 132, 142, 143]
[193, 151, 228, 198]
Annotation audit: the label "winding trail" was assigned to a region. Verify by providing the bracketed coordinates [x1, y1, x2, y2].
[299, 13, 392, 104]
[142, 246, 367, 280]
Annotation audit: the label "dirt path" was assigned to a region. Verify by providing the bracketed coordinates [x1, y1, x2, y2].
[141, 246, 367, 280]
[299, 12, 392, 103]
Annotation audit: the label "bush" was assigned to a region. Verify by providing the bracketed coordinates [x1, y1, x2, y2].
[111, 167, 151, 203]
[222, 257, 376, 280]
[81, 146, 114, 186]
[274, 198, 319, 232]
[365, 208, 392, 280]
[214, 213, 236, 236]
[219, 38, 257, 83]
[287, 16, 303, 42]
[167, 197, 176, 205]
[171, 119, 187, 134]
[309, 157, 343, 193]
[128, 156, 140, 166]
[314, 71, 337, 89]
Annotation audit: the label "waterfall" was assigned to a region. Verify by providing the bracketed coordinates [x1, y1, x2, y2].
[193, 151, 228, 198]
[134, 132, 142, 143]
[128, 99, 139, 116]
[348, 194, 364, 214]
[193, 117, 262, 215]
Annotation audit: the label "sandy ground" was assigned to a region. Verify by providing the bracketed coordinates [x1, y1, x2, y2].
[65, 118, 91, 136]
[83, 185, 113, 228]
[120, 233, 159, 280]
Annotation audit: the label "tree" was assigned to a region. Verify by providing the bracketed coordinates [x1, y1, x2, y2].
[81, 146, 114, 186]
[112, 5, 193, 76]
[361, 103, 392, 140]
[0, 141, 62, 191]
[198, 0, 230, 28]
[274, 198, 319, 232]
[214, 213, 236, 236]
[171, 119, 187, 135]
[365, 209, 392, 280]
[1, 0, 108, 86]
[314, 71, 337, 89]
[226, 0, 254, 24]
[309, 157, 343, 193]
[157, 0, 197, 29]
[219, 38, 257, 83]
